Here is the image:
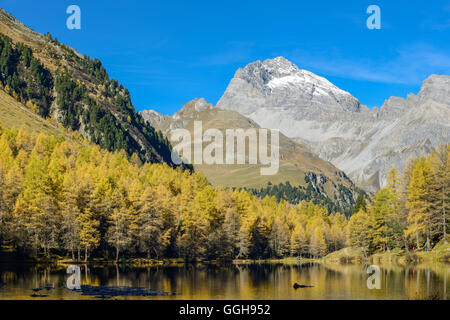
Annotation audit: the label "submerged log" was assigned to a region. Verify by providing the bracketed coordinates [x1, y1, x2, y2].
[293, 283, 314, 289]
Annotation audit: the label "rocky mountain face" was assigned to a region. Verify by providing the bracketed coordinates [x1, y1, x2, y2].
[217, 57, 450, 191]
[139, 109, 172, 133]
[140, 98, 363, 214]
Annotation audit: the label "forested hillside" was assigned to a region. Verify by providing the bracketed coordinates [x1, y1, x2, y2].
[248, 178, 366, 217]
[0, 34, 53, 118]
[0, 9, 175, 165]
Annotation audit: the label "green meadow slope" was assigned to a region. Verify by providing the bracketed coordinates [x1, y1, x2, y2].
[0, 89, 67, 137]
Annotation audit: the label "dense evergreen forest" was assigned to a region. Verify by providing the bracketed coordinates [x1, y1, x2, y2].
[0, 125, 448, 262]
[0, 33, 174, 165]
[53, 71, 173, 164]
[0, 34, 53, 117]
[248, 179, 363, 217]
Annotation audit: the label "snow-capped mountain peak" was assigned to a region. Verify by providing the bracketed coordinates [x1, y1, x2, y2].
[218, 56, 360, 117]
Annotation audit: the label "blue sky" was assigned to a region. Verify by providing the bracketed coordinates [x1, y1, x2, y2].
[2, 0, 450, 115]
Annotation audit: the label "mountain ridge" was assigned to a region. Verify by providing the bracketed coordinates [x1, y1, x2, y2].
[216, 57, 450, 191]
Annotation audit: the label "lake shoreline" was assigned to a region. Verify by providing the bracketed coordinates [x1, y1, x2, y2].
[2, 244, 449, 267]
[0, 254, 321, 267]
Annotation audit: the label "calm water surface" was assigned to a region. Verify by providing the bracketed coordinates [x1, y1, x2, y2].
[0, 262, 448, 300]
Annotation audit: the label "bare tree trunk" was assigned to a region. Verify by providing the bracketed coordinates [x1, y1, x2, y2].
[115, 247, 119, 263]
[404, 237, 409, 254]
[443, 192, 447, 244]
[84, 247, 88, 263]
[416, 232, 420, 249]
[444, 268, 447, 299]
[116, 264, 120, 286]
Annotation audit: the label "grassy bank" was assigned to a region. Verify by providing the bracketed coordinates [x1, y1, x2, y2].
[321, 247, 366, 264]
[414, 242, 450, 262]
[322, 243, 450, 264]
